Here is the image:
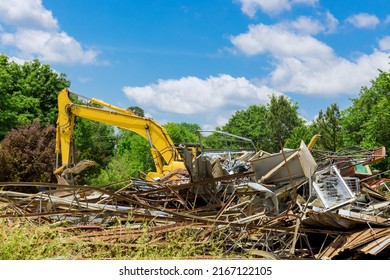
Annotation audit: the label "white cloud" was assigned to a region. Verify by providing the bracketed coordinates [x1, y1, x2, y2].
[230, 22, 389, 96]
[0, 0, 98, 64]
[283, 13, 338, 36]
[123, 75, 285, 129]
[288, 16, 325, 35]
[239, 0, 290, 16]
[379, 36, 390, 51]
[346, 13, 380, 29]
[230, 23, 333, 59]
[216, 115, 230, 127]
[1, 29, 98, 64]
[123, 75, 278, 114]
[237, 0, 318, 17]
[0, 0, 58, 30]
[325, 12, 339, 34]
[8, 56, 27, 64]
[269, 51, 388, 95]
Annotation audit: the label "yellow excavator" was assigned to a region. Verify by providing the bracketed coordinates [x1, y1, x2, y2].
[54, 88, 186, 181]
[54, 88, 321, 183]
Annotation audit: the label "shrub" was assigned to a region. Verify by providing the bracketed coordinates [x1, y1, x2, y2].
[0, 120, 56, 186]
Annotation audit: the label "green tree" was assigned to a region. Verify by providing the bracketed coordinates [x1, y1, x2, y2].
[19, 59, 70, 124]
[116, 130, 154, 175]
[221, 104, 270, 150]
[164, 122, 200, 144]
[220, 95, 304, 152]
[88, 150, 134, 187]
[267, 95, 304, 152]
[285, 124, 318, 149]
[73, 118, 117, 183]
[342, 68, 390, 169]
[82, 128, 154, 185]
[0, 54, 29, 138]
[0, 54, 70, 139]
[128, 106, 145, 117]
[314, 103, 343, 151]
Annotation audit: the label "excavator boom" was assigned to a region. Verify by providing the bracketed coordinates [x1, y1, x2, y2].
[55, 88, 184, 180]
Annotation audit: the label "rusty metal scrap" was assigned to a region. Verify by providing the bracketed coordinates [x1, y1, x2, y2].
[1, 143, 390, 259]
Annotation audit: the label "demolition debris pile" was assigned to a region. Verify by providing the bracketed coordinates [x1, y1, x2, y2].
[1, 141, 389, 259]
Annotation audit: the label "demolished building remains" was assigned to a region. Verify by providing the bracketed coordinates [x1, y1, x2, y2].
[0, 131, 389, 259]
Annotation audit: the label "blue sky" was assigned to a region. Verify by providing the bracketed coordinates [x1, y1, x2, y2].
[1, 0, 390, 130]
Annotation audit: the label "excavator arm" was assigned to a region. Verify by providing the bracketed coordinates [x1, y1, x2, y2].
[55, 88, 184, 180]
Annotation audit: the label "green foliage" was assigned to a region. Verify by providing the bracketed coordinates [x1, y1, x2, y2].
[88, 152, 134, 186]
[131, 227, 224, 259]
[0, 221, 69, 260]
[313, 103, 343, 151]
[267, 95, 304, 152]
[164, 122, 200, 144]
[285, 125, 318, 149]
[221, 95, 304, 152]
[87, 130, 154, 185]
[73, 118, 117, 180]
[0, 221, 227, 260]
[222, 104, 271, 150]
[74, 118, 116, 165]
[0, 54, 70, 140]
[0, 120, 56, 184]
[116, 130, 154, 173]
[128, 106, 145, 117]
[342, 68, 390, 170]
[19, 59, 70, 124]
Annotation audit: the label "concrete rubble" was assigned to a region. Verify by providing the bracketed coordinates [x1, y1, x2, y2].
[0, 134, 389, 259]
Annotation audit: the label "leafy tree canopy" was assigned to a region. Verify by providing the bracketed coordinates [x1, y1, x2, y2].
[164, 122, 201, 144]
[221, 95, 304, 152]
[342, 68, 390, 170]
[128, 106, 145, 117]
[222, 104, 269, 149]
[114, 130, 154, 175]
[313, 103, 343, 152]
[0, 54, 70, 139]
[285, 125, 318, 149]
[267, 95, 304, 151]
[74, 118, 116, 165]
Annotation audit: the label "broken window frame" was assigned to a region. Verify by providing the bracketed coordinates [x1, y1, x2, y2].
[312, 165, 356, 212]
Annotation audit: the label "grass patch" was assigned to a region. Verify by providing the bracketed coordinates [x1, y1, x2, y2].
[0, 221, 75, 259]
[0, 221, 230, 260]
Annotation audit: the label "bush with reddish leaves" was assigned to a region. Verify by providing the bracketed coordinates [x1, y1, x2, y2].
[0, 120, 56, 187]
